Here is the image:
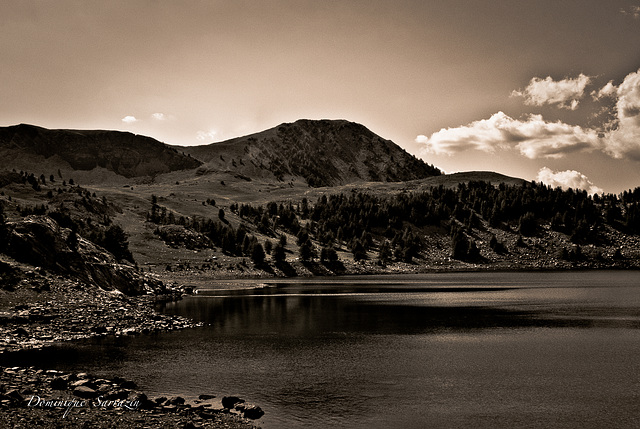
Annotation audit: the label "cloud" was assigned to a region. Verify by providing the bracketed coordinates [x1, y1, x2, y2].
[419, 68, 640, 164]
[151, 113, 166, 121]
[418, 111, 600, 158]
[511, 74, 591, 110]
[603, 69, 640, 160]
[536, 167, 603, 195]
[121, 115, 138, 123]
[592, 80, 617, 100]
[415, 135, 429, 144]
[196, 129, 219, 142]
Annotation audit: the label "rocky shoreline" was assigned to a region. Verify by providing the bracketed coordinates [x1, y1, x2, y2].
[0, 271, 197, 355]
[0, 366, 262, 428]
[0, 264, 263, 428]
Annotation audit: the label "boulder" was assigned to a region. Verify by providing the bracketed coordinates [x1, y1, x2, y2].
[71, 379, 93, 388]
[243, 404, 265, 420]
[166, 396, 185, 406]
[199, 410, 223, 419]
[50, 376, 68, 390]
[221, 396, 244, 409]
[119, 380, 138, 389]
[73, 385, 98, 399]
[4, 389, 24, 404]
[102, 389, 130, 400]
[129, 392, 155, 410]
[12, 327, 29, 337]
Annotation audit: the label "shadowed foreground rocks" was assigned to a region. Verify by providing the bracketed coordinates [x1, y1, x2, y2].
[0, 254, 265, 428]
[0, 367, 262, 429]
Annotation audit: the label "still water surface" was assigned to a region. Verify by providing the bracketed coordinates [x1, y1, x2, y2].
[10, 271, 640, 428]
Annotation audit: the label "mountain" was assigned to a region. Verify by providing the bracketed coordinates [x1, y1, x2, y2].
[180, 119, 441, 187]
[0, 120, 441, 186]
[0, 124, 201, 178]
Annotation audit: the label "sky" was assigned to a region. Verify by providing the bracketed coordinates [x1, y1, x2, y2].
[2, 1, 640, 194]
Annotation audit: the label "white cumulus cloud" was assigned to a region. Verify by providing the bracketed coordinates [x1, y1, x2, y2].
[121, 115, 138, 123]
[419, 68, 640, 164]
[512, 74, 591, 110]
[151, 113, 166, 121]
[536, 167, 603, 195]
[603, 68, 640, 160]
[418, 111, 600, 159]
[592, 80, 617, 100]
[415, 134, 429, 144]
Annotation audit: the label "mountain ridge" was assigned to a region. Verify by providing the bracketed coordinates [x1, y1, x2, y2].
[178, 119, 442, 187]
[0, 123, 202, 178]
[0, 120, 442, 186]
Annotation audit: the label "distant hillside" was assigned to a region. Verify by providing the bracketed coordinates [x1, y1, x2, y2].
[427, 171, 526, 188]
[0, 124, 201, 178]
[180, 119, 441, 187]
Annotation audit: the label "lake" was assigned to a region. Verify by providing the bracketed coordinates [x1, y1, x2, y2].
[8, 271, 640, 428]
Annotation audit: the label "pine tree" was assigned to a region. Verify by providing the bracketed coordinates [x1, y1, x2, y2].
[320, 247, 338, 264]
[352, 239, 367, 261]
[103, 225, 134, 262]
[250, 243, 266, 265]
[273, 243, 286, 263]
[451, 231, 469, 260]
[299, 239, 314, 262]
[377, 240, 392, 265]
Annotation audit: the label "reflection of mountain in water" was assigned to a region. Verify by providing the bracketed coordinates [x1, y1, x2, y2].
[163, 285, 640, 337]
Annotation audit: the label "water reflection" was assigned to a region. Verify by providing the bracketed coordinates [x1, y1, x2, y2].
[162, 278, 640, 335]
[6, 271, 640, 428]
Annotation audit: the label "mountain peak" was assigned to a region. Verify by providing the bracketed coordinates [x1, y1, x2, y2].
[183, 119, 441, 187]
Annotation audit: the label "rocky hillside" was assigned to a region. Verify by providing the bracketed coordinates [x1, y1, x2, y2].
[181, 119, 441, 187]
[0, 124, 202, 178]
[1, 215, 158, 295]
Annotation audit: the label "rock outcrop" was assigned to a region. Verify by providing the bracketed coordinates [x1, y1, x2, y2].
[4, 216, 159, 295]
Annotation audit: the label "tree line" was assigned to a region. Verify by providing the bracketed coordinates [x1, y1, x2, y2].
[144, 181, 640, 266]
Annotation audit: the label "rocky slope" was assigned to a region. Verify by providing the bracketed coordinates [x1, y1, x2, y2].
[181, 119, 442, 186]
[2, 215, 158, 296]
[0, 124, 202, 178]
